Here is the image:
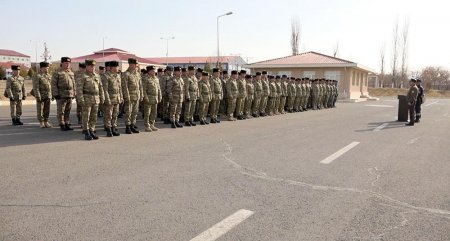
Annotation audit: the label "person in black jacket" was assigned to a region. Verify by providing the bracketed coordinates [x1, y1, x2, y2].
[415, 79, 425, 123]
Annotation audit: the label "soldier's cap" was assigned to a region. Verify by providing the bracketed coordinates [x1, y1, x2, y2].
[295, 78, 301, 81]
[262, 70, 268, 75]
[239, 70, 247, 74]
[410, 78, 417, 83]
[202, 72, 209, 76]
[231, 70, 238, 75]
[417, 79, 422, 82]
[99, 66, 105, 70]
[110, 61, 119, 67]
[146, 65, 156, 71]
[187, 66, 195, 71]
[61, 57, 71, 63]
[281, 74, 287, 78]
[140, 69, 147, 74]
[222, 70, 228, 75]
[104, 61, 111, 67]
[197, 68, 203, 73]
[181, 67, 187, 72]
[128, 58, 138, 64]
[212, 68, 220, 73]
[255, 72, 261, 76]
[79, 63, 86, 69]
[245, 74, 252, 79]
[305, 78, 310, 80]
[290, 77, 295, 80]
[275, 75, 281, 79]
[166, 66, 174, 71]
[85, 59, 96, 66]
[39, 62, 49, 68]
[157, 68, 163, 73]
[11, 65, 20, 70]
[174, 66, 181, 72]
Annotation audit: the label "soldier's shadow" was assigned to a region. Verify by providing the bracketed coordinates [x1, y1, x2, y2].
[354, 120, 408, 132]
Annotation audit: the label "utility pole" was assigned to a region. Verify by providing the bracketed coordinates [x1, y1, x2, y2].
[217, 12, 233, 68]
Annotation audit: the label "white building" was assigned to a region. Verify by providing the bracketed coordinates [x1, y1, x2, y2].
[0, 49, 31, 68]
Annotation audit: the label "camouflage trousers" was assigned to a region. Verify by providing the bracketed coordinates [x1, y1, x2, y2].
[76, 98, 82, 120]
[82, 103, 98, 131]
[184, 100, 196, 122]
[274, 97, 281, 113]
[169, 101, 183, 123]
[302, 95, 309, 109]
[252, 97, 261, 115]
[244, 97, 253, 117]
[227, 98, 237, 117]
[267, 97, 276, 115]
[294, 96, 301, 110]
[287, 96, 295, 111]
[236, 97, 246, 116]
[143, 103, 157, 127]
[198, 100, 210, 120]
[9, 100, 22, 118]
[124, 100, 139, 125]
[57, 98, 72, 124]
[159, 96, 169, 120]
[263, 96, 271, 114]
[259, 96, 268, 114]
[36, 99, 51, 122]
[104, 103, 120, 128]
[219, 97, 227, 115]
[279, 96, 287, 113]
[210, 99, 221, 119]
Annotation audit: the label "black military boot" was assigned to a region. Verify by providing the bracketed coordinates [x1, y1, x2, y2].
[164, 118, 171, 124]
[210, 118, 217, 124]
[175, 121, 183, 128]
[84, 131, 93, 140]
[106, 128, 113, 137]
[125, 125, 132, 134]
[185, 121, 192, 127]
[11, 118, 17, 125]
[171, 122, 177, 129]
[112, 128, 120, 136]
[132, 123, 139, 130]
[130, 124, 140, 133]
[216, 118, 221, 123]
[65, 123, 74, 131]
[204, 119, 210, 125]
[60, 124, 67, 131]
[190, 121, 197, 126]
[200, 120, 206, 125]
[89, 130, 99, 140]
[77, 115, 82, 124]
[16, 118, 23, 125]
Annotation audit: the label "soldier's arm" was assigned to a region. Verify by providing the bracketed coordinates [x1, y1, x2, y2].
[166, 78, 173, 100]
[139, 76, 144, 101]
[22, 78, 26, 100]
[118, 76, 123, 103]
[184, 79, 190, 100]
[32, 76, 41, 100]
[121, 73, 130, 101]
[98, 77, 104, 104]
[142, 79, 149, 102]
[102, 75, 110, 104]
[157, 82, 162, 103]
[76, 77, 85, 105]
[51, 72, 59, 98]
[5, 77, 13, 99]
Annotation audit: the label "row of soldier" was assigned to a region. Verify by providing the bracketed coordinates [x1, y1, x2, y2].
[5, 57, 338, 140]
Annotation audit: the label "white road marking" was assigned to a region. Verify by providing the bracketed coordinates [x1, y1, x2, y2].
[0, 132, 41, 136]
[408, 137, 420, 144]
[424, 101, 438, 107]
[365, 104, 394, 108]
[373, 123, 389, 132]
[320, 142, 360, 164]
[190, 209, 254, 241]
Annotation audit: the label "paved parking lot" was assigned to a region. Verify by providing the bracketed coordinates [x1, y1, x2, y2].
[1, 98, 449, 241]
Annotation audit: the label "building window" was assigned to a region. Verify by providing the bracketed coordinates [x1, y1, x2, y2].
[352, 72, 355, 86]
[278, 71, 292, 76]
[324, 71, 341, 82]
[303, 71, 316, 79]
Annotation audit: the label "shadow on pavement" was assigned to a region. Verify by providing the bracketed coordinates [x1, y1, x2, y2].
[354, 120, 409, 132]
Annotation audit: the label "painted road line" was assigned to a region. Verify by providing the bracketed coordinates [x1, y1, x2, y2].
[320, 142, 360, 164]
[190, 209, 254, 241]
[373, 123, 389, 132]
[365, 104, 394, 108]
[424, 101, 438, 107]
[0, 132, 41, 136]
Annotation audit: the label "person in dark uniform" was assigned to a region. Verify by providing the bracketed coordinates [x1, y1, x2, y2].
[406, 78, 418, 126]
[415, 79, 425, 123]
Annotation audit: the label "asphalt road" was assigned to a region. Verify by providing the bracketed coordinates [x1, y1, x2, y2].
[0, 98, 449, 241]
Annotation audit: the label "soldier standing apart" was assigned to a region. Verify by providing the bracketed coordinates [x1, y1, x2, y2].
[142, 65, 162, 132]
[244, 75, 254, 119]
[287, 77, 297, 113]
[51, 57, 75, 131]
[236, 70, 247, 120]
[406, 78, 419, 126]
[183, 66, 199, 126]
[74, 63, 86, 125]
[226, 70, 239, 121]
[167, 66, 184, 128]
[415, 79, 424, 123]
[210, 68, 223, 123]
[102, 61, 122, 137]
[77, 60, 104, 140]
[6, 65, 25, 125]
[260, 71, 270, 116]
[33, 62, 52, 128]
[121, 58, 143, 134]
[268, 75, 277, 116]
[198, 72, 212, 125]
[252, 72, 262, 117]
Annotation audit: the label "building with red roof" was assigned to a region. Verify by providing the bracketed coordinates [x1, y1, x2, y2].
[0, 49, 31, 68]
[146, 56, 247, 71]
[244, 51, 375, 100]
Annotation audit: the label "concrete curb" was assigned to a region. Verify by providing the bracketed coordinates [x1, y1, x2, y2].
[0, 100, 57, 106]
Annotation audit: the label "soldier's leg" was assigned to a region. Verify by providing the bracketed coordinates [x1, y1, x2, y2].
[415, 103, 421, 121]
[169, 101, 176, 123]
[82, 105, 91, 131]
[36, 100, 43, 122]
[124, 101, 132, 126]
[163, 97, 170, 120]
[143, 103, 151, 128]
[176, 101, 183, 122]
[90, 104, 99, 131]
[43, 99, 51, 123]
[10, 100, 16, 119]
[189, 100, 196, 122]
[104, 105, 113, 128]
[76, 101, 82, 124]
[227, 98, 236, 119]
[131, 100, 139, 125]
[183, 101, 191, 122]
[150, 104, 157, 127]
[56, 100, 64, 125]
[63, 99, 72, 125]
[111, 104, 119, 129]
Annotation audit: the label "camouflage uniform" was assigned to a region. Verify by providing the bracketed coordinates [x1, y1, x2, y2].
[294, 80, 302, 111]
[304, 80, 311, 110]
[102, 70, 123, 132]
[252, 78, 262, 117]
[77, 71, 104, 132]
[279, 79, 288, 114]
[74, 69, 85, 124]
[261, 76, 270, 115]
[312, 81, 319, 110]
[244, 78, 254, 119]
[51, 68, 75, 127]
[275, 80, 282, 115]
[198, 78, 212, 122]
[219, 76, 228, 115]
[183, 74, 199, 123]
[268, 79, 277, 116]
[287, 80, 296, 112]
[167, 76, 184, 124]
[142, 74, 162, 131]
[5, 74, 25, 122]
[210, 76, 223, 122]
[236, 77, 247, 118]
[33, 72, 52, 126]
[159, 72, 172, 122]
[121, 68, 143, 127]
[226, 78, 238, 120]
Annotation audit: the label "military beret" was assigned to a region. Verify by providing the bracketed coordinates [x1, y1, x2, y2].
[85, 59, 96, 66]
[99, 66, 105, 70]
[417, 79, 422, 82]
[255, 72, 261, 76]
[275, 75, 281, 79]
[290, 77, 295, 80]
[78, 63, 86, 69]
[61, 57, 71, 63]
[128, 58, 138, 64]
[104, 61, 110, 67]
[174, 66, 181, 72]
[305, 78, 310, 80]
[141, 69, 147, 74]
[146, 65, 155, 71]
[166, 66, 174, 71]
[188, 66, 195, 71]
[262, 70, 268, 75]
[197, 68, 203, 73]
[268, 75, 274, 79]
[282, 75, 287, 78]
[212, 68, 220, 73]
[245, 74, 251, 79]
[11, 65, 20, 70]
[181, 67, 187, 72]
[239, 70, 247, 74]
[231, 70, 238, 75]
[295, 78, 301, 81]
[222, 70, 228, 75]
[410, 78, 417, 83]
[157, 68, 163, 73]
[39, 62, 49, 68]
[110, 61, 119, 67]
[202, 72, 209, 76]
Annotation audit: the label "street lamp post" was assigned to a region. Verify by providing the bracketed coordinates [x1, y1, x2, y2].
[217, 12, 233, 68]
[160, 37, 175, 66]
[102, 36, 107, 66]
[29, 40, 39, 72]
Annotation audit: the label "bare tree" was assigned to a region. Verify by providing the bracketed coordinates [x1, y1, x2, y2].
[333, 41, 340, 58]
[391, 18, 399, 88]
[291, 17, 300, 55]
[400, 18, 410, 88]
[379, 43, 386, 87]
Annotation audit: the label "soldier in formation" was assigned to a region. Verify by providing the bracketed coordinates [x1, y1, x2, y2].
[51, 57, 75, 131]
[32, 62, 52, 128]
[142, 65, 162, 132]
[122, 58, 143, 134]
[102, 61, 122, 137]
[5, 65, 26, 125]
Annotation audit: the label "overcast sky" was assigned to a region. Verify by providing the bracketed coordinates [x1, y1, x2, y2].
[2, 0, 449, 72]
